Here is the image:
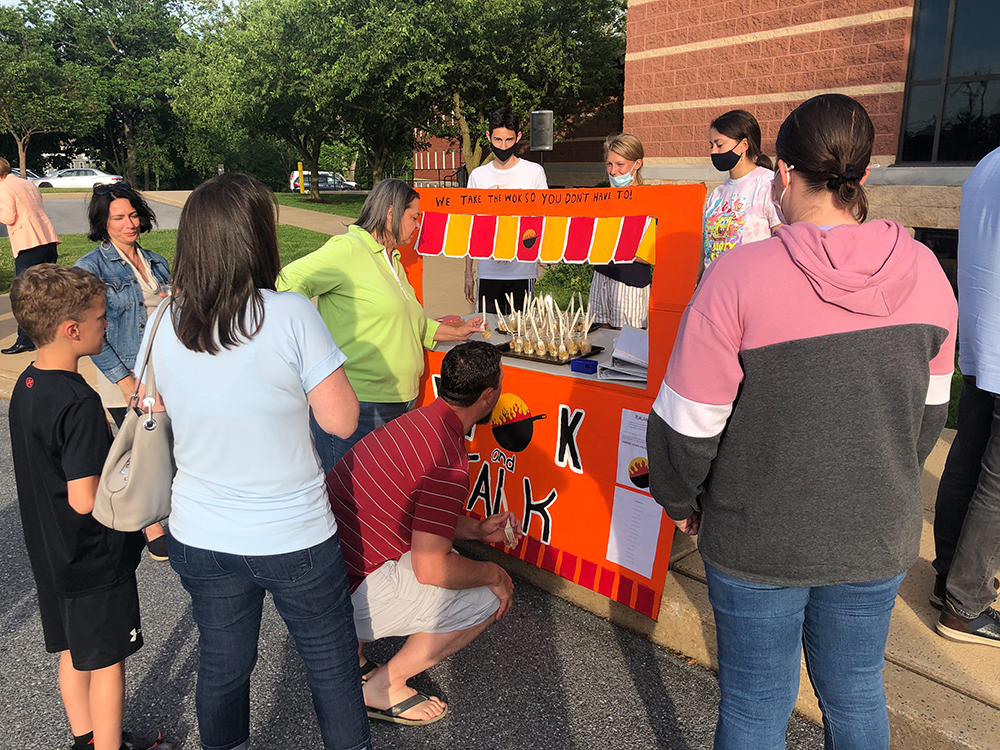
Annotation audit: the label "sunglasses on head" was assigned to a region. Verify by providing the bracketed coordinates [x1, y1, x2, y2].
[93, 181, 131, 196]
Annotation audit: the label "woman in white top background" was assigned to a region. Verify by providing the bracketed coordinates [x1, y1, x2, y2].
[701, 109, 783, 280]
[141, 172, 370, 750]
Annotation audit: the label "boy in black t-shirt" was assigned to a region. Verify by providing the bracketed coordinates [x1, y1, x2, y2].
[9, 265, 170, 750]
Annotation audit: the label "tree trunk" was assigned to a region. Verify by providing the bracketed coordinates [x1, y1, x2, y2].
[307, 162, 319, 199]
[15, 133, 28, 179]
[370, 146, 388, 185]
[143, 163, 149, 192]
[123, 118, 136, 184]
[454, 93, 485, 173]
[307, 150, 321, 201]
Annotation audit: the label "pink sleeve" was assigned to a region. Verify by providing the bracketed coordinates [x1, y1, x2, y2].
[0, 185, 15, 227]
[927, 292, 958, 405]
[653, 274, 744, 439]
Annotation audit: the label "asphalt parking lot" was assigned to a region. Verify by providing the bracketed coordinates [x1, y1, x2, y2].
[35, 195, 184, 236]
[0, 403, 825, 750]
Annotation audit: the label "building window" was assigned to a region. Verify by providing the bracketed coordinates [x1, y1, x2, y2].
[900, 0, 1000, 163]
[915, 227, 959, 295]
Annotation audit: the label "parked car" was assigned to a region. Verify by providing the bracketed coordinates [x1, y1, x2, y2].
[33, 168, 123, 189]
[333, 173, 358, 190]
[11, 168, 41, 181]
[288, 170, 357, 192]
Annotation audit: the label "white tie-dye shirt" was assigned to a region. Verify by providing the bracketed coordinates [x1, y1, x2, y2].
[702, 166, 783, 269]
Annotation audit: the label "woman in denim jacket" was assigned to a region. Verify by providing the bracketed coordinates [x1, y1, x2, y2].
[75, 182, 170, 557]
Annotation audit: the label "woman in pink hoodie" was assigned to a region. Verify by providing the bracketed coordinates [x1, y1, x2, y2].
[648, 94, 957, 749]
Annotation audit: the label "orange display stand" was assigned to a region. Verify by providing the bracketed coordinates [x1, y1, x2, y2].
[401, 185, 705, 619]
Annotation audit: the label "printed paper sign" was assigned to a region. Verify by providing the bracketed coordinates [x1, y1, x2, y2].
[606, 486, 663, 579]
[616, 408, 650, 493]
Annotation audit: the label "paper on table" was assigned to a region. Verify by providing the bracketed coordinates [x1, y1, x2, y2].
[613, 325, 648, 368]
[597, 325, 649, 381]
[606, 485, 663, 579]
[616, 409, 650, 494]
[597, 360, 648, 381]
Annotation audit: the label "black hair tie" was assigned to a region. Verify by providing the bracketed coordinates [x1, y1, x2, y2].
[827, 163, 864, 190]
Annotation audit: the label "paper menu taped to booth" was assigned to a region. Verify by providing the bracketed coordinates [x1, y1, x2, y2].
[617, 408, 650, 494]
[606, 486, 663, 579]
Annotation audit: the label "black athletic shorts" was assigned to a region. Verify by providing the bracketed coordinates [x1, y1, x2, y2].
[37, 574, 143, 670]
[477, 277, 535, 315]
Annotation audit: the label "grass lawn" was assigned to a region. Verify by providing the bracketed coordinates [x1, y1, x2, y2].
[39, 188, 92, 194]
[535, 262, 593, 309]
[0, 225, 331, 293]
[275, 192, 367, 218]
[949, 368, 963, 430]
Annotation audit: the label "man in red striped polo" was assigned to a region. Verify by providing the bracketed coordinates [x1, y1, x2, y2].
[327, 341, 521, 727]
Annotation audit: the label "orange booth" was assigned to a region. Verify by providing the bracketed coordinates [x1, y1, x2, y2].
[400, 184, 705, 619]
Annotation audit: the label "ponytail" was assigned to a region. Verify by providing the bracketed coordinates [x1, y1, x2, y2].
[775, 94, 874, 223]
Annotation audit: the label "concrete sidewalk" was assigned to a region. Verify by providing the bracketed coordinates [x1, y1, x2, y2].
[143, 191, 355, 237]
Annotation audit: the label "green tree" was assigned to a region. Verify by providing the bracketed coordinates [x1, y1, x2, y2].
[433, 0, 626, 171]
[37, 0, 183, 185]
[176, 0, 623, 193]
[320, 141, 360, 180]
[0, 6, 104, 175]
[175, 0, 350, 198]
[315, 0, 443, 184]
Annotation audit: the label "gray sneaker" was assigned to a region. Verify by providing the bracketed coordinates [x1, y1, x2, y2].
[937, 601, 1000, 647]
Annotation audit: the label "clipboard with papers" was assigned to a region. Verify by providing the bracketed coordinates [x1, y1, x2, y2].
[598, 325, 649, 382]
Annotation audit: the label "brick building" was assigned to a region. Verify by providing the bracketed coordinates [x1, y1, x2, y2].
[623, 0, 999, 275]
[413, 134, 464, 187]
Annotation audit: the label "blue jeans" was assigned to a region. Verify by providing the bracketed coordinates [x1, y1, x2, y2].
[933, 375, 1000, 618]
[168, 533, 371, 750]
[705, 563, 904, 750]
[311, 399, 414, 475]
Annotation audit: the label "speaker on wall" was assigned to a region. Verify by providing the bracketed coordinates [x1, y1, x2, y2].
[530, 110, 553, 152]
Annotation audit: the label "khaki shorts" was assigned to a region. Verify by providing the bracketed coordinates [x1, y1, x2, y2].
[352, 552, 500, 641]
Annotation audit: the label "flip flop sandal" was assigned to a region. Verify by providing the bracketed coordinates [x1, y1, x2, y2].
[366, 693, 449, 726]
[360, 660, 380, 682]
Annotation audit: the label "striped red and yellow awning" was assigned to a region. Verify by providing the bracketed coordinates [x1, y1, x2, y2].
[415, 213, 657, 264]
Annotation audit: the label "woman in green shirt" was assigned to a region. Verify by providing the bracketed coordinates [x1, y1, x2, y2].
[279, 179, 482, 472]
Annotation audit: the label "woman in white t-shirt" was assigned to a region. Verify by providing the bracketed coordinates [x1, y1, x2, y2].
[701, 110, 783, 279]
[140, 173, 371, 750]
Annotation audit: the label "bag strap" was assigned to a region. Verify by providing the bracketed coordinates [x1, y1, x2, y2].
[129, 300, 172, 410]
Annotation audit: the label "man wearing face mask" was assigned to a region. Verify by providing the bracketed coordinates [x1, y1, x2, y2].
[464, 108, 548, 315]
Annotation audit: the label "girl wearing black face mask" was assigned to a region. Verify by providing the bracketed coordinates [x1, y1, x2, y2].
[700, 109, 783, 281]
